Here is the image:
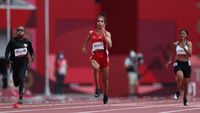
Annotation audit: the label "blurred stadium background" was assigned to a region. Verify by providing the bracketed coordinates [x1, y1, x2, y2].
[0, 0, 200, 98]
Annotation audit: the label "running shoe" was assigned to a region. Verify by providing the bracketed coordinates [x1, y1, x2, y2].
[94, 89, 101, 98]
[183, 98, 188, 106]
[18, 96, 23, 104]
[103, 95, 108, 104]
[174, 91, 180, 100]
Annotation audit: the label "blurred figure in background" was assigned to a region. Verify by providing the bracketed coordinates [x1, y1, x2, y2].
[82, 12, 112, 104]
[124, 50, 143, 98]
[55, 51, 68, 95]
[5, 26, 35, 104]
[188, 80, 196, 97]
[166, 29, 192, 106]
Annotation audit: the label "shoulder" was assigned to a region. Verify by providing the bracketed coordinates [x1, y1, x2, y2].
[89, 30, 95, 35]
[9, 38, 17, 43]
[12, 37, 18, 41]
[105, 30, 111, 37]
[105, 31, 111, 35]
[173, 41, 179, 46]
[106, 30, 111, 34]
[23, 38, 31, 42]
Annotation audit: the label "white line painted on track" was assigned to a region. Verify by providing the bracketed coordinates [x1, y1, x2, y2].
[75, 104, 183, 113]
[0, 104, 106, 113]
[0, 101, 102, 109]
[0, 103, 181, 113]
[0, 99, 171, 109]
[1, 98, 200, 113]
[159, 108, 200, 113]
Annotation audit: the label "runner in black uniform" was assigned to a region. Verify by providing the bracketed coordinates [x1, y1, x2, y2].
[5, 26, 35, 104]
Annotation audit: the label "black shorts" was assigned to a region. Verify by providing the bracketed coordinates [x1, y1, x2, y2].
[173, 60, 191, 78]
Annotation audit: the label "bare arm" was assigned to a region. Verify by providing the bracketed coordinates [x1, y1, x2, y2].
[102, 30, 112, 48]
[166, 42, 176, 68]
[82, 31, 92, 55]
[182, 41, 192, 57]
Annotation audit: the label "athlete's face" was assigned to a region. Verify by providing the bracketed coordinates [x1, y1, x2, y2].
[97, 17, 105, 29]
[17, 26, 24, 37]
[180, 30, 187, 40]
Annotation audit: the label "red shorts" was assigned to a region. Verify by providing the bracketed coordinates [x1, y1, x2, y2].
[90, 51, 109, 68]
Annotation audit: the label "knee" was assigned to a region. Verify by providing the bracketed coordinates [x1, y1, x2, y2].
[103, 79, 109, 85]
[93, 66, 99, 72]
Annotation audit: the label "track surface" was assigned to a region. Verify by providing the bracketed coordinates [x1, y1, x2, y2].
[0, 94, 200, 113]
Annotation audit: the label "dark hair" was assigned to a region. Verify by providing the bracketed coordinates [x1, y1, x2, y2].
[97, 11, 107, 23]
[179, 29, 189, 35]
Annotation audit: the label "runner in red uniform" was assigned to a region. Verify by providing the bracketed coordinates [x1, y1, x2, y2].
[82, 12, 112, 104]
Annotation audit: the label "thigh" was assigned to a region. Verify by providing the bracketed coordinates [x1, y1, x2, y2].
[90, 59, 100, 70]
[183, 65, 191, 78]
[18, 63, 28, 80]
[176, 70, 184, 79]
[12, 63, 20, 77]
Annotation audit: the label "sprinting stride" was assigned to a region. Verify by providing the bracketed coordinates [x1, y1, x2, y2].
[166, 29, 192, 106]
[5, 26, 35, 104]
[82, 12, 112, 104]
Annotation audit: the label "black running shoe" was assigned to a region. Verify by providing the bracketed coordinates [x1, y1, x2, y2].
[174, 91, 180, 100]
[183, 98, 188, 106]
[94, 89, 101, 98]
[103, 95, 108, 104]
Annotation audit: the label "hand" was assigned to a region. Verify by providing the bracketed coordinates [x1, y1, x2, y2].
[32, 56, 36, 62]
[82, 46, 87, 55]
[101, 30, 109, 39]
[165, 61, 171, 69]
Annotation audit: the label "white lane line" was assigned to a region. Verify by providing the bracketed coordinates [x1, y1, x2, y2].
[1, 99, 200, 113]
[75, 102, 200, 113]
[0, 99, 169, 109]
[0, 102, 180, 113]
[159, 108, 200, 113]
[0, 101, 102, 109]
[0, 99, 174, 109]
[0, 104, 106, 113]
[0, 101, 199, 113]
[75, 104, 181, 113]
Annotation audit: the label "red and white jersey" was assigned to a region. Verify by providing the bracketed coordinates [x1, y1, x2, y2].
[90, 30, 109, 58]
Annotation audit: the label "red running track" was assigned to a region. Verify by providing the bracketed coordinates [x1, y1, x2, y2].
[0, 95, 200, 113]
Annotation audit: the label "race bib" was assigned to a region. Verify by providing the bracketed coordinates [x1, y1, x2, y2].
[92, 42, 104, 51]
[14, 48, 28, 57]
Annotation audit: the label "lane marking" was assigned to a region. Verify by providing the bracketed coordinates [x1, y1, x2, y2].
[0, 103, 185, 113]
[159, 107, 200, 113]
[1, 98, 200, 113]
